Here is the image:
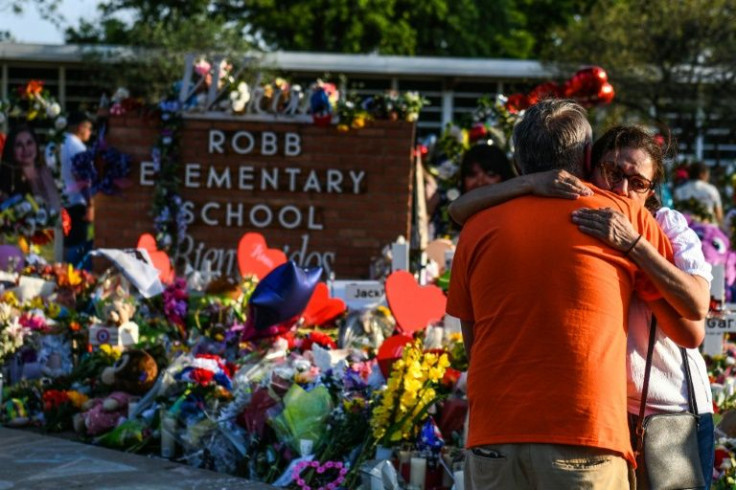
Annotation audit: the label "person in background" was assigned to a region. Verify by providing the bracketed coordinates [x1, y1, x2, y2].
[60, 111, 94, 268]
[674, 161, 723, 224]
[450, 125, 713, 486]
[425, 143, 516, 239]
[0, 124, 61, 210]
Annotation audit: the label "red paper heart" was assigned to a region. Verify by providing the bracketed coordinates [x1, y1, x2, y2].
[377, 334, 414, 378]
[136, 233, 174, 284]
[237, 233, 286, 280]
[302, 282, 346, 328]
[385, 270, 446, 334]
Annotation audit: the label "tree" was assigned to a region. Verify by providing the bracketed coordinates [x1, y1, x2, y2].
[63, 0, 251, 101]
[546, 0, 736, 159]
[58, 0, 594, 60]
[237, 0, 594, 59]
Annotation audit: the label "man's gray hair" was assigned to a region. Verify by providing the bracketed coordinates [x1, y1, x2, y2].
[512, 99, 592, 176]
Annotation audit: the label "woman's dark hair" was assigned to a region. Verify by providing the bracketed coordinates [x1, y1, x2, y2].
[0, 124, 39, 197]
[591, 125, 672, 212]
[459, 144, 516, 192]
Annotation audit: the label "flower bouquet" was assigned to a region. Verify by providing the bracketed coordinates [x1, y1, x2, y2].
[370, 339, 451, 448]
[0, 194, 59, 246]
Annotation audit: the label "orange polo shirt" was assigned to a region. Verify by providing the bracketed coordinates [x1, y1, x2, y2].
[446, 186, 673, 464]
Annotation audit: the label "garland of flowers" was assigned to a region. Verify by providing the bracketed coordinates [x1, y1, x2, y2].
[150, 99, 187, 253]
[0, 80, 66, 148]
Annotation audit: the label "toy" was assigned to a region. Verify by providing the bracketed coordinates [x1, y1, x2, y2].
[689, 220, 736, 297]
[101, 349, 159, 395]
[73, 391, 132, 436]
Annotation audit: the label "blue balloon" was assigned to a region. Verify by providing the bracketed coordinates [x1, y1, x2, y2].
[248, 261, 322, 331]
[310, 88, 331, 115]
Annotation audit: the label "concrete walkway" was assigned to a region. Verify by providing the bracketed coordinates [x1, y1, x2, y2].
[0, 428, 274, 489]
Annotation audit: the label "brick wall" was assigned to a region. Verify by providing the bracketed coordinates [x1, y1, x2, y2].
[96, 115, 415, 278]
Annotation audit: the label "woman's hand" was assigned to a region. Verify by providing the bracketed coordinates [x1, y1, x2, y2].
[571, 207, 640, 252]
[527, 169, 593, 199]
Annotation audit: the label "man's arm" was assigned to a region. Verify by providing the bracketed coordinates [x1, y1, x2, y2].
[448, 169, 592, 225]
[647, 299, 705, 348]
[460, 320, 474, 362]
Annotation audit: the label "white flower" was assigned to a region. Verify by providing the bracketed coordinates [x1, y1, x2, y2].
[55, 116, 67, 130]
[437, 159, 458, 180]
[46, 102, 61, 118]
[446, 188, 461, 201]
[112, 87, 130, 102]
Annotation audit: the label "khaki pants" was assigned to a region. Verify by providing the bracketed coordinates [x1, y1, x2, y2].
[464, 443, 633, 489]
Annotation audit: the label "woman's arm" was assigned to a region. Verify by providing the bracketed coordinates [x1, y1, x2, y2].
[448, 169, 593, 225]
[647, 298, 705, 348]
[571, 207, 710, 321]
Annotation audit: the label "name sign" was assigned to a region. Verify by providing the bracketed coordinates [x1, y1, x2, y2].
[705, 313, 736, 334]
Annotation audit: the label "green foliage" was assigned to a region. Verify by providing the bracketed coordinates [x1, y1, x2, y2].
[63, 0, 251, 101]
[51, 0, 594, 61]
[546, 0, 736, 152]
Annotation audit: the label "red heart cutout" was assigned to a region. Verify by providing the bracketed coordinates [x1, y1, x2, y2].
[385, 270, 446, 334]
[136, 233, 174, 284]
[302, 282, 347, 328]
[237, 233, 286, 280]
[377, 334, 414, 378]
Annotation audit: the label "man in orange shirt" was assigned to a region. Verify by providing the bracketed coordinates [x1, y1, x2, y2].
[447, 99, 673, 489]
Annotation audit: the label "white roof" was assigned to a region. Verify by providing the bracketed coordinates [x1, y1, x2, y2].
[0, 42, 553, 79]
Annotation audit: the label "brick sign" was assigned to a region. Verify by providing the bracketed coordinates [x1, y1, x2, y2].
[95, 115, 415, 278]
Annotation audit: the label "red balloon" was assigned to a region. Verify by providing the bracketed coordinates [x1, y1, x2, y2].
[597, 82, 615, 105]
[506, 93, 530, 113]
[566, 66, 608, 99]
[377, 335, 414, 378]
[527, 82, 561, 106]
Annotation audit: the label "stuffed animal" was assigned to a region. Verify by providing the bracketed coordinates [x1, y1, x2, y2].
[73, 391, 132, 436]
[689, 220, 736, 298]
[101, 349, 159, 395]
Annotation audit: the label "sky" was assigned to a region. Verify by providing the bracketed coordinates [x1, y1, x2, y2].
[0, 0, 127, 44]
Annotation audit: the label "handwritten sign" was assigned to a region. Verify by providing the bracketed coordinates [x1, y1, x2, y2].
[332, 280, 385, 309]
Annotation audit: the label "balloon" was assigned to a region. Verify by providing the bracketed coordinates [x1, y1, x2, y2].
[377, 334, 413, 378]
[527, 82, 561, 106]
[505, 93, 530, 113]
[597, 82, 615, 105]
[247, 261, 322, 331]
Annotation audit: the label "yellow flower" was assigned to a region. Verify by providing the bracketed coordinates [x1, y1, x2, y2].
[28, 297, 45, 310]
[337, 124, 350, 132]
[67, 264, 82, 287]
[1, 292, 19, 307]
[47, 302, 61, 319]
[99, 344, 122, 360]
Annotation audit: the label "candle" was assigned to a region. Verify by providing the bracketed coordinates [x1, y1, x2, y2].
[453, 470, 465, 490]
[410, 456, 427, 490]
[299, 439, 314, 457]
[161, 414, 177, 459]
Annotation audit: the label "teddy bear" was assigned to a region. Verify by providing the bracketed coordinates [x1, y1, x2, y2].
[101, 349, 159, 395]
[73, 350, 158, 436]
